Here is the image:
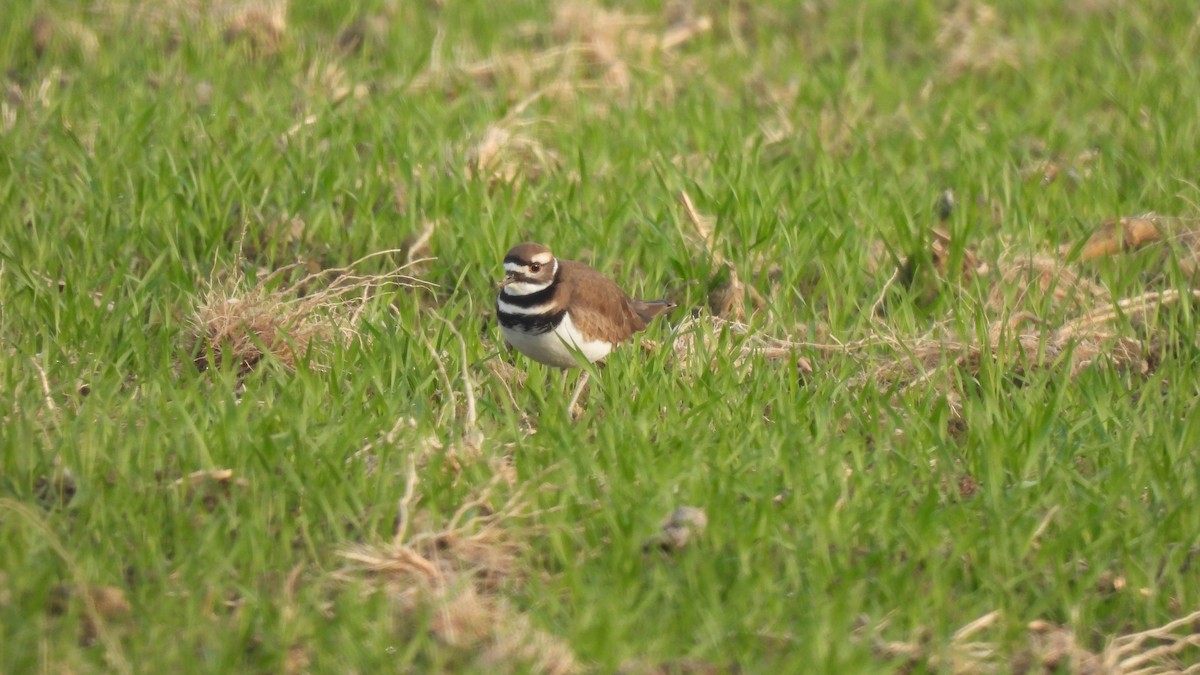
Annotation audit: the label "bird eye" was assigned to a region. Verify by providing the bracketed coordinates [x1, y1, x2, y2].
[529, 263, 541, 273]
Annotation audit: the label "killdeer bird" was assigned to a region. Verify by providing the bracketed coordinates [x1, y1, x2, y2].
[496, 242, 676, 411]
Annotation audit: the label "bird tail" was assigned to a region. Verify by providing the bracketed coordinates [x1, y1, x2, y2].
[632, 299, 677, 324]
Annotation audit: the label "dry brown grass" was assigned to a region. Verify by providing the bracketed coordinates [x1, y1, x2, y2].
[86, 0, 289, 54]
[671, 285, 1194, 414]
[670, 314, 813, 373]
[618, 658, 738, 675]
[401, 1, 713, 187]
[670, 220, 1200, 413]
[442, 1, 710, 186]
[221, 1, 288, 55]
[27, 12, 100, 61]
[190, 249, 433, 376]
[464, 95, 563, 186]
[299, 57, 369, 106]
[409, 0, 710, 102]
[854, 306, 1141, 400]
[936, 2, 1022, 78]
[1020, 145, 1101, 188]
[986, 252, 1107, 316]
[870, 608, 1200, 674]
[338, 465, 577, 674]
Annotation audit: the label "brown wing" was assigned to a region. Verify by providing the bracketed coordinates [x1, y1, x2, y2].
[558, 259, 653, 345]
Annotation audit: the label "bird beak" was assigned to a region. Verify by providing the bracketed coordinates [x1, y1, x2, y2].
[496, 272, 516, 289]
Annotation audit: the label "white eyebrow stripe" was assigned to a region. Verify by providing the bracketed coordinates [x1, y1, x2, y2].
[531, 252, 553, 264]
[496, 298, 557, 315]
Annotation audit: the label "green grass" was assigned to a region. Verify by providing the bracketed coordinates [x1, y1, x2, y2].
[3, 0, 1200, 672]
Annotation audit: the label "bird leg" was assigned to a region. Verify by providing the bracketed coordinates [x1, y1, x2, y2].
[566, 370, 590, 419]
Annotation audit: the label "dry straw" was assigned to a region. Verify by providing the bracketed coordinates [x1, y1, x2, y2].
[672, 194, 1199, 413]
[871, 608, 1200, 674]
[338, 465, 577, 674]
[190, 249, 434, 375]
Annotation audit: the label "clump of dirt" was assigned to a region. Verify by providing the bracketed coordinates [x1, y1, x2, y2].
[643, 506, 708, 553]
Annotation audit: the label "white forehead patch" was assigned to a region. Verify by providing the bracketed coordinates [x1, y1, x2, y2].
[504, 262, 525, 273]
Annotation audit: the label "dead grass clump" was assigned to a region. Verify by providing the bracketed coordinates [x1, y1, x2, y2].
[896, 211, 1200, 317]
[849, 211, 1200, 404]
[666, 189, 1200, 410]
[222, 1, 288, 55]
[936, 2, 1022, 78]
[860, 287, 1194, 407]
[4, 67, 73, 134]
[408, 1, 710, 102]
[338, 467, 577, 674]
[670, 314, 814, 376]
[80, 1, 288, 57]
[28, 13, 100, 61]
[299, 58, 369, 106]
[985, 253, 1107, 316]
[1020, 145, 1100, 188]
[430, 4, 709, 185]
[190, 250, 433, 376]
[547, 1, 711, 94]
[465, 113, 562, 186]
[549, 1, 654, 93]
[670, 283, 1195, 414]
[871, 608, 1200, 674]
[618, 658, 738, 675]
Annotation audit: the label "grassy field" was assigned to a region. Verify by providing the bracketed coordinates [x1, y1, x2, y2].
[3, 0, 1200, 672]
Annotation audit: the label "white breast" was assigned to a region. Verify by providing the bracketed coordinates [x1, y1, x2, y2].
[501, 312, 613, 368]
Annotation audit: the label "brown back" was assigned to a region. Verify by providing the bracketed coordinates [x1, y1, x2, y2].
[559, 259, 676, 344]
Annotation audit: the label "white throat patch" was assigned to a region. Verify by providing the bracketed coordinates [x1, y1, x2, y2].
[503, 279, 552, 296]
